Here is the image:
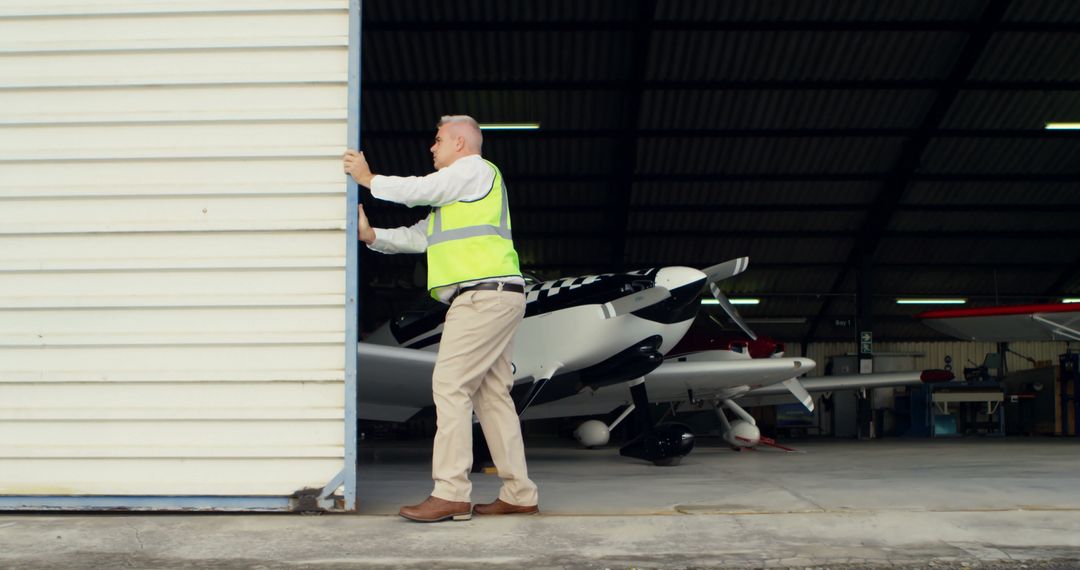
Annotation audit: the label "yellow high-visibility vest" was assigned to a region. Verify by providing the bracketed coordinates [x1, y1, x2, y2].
[425, 159, 521, 298]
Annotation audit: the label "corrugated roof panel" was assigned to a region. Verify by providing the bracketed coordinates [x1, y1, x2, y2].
[625, 236, 853, 265]
[969, 33, 1080, 81]
[628, 211, 865, 232]
[889, 211, 1077, 232]
[904, 182, 1080, 205]
[819, 291, 858, 314]
[363, 90, 627, 131]
[367, 138, 617, 176]
[517, 237, 610, 266]
[1005, 1, 1080, 22]
[656, 0, 985, 21]
[640, 89, 936, 129]
[875, 267, 1063, 296]
[512, 183, 611, 208]
[941, 91, 1080, 128]
[877, 237, 1080, 265]
[366, 0, 634, 22]
[350, 0, 1080, 341]
[363, 138, 437, 175]
[632, 181, 881, 206]
[514, 210, 596, 233]
[487, 138, 618, 176]
[637, 137, 905, 173]
[726, 267, 838, 295]
[920, 138, 1080, 174]
[364, 31, 635, 82]
[645, 31, 965, 81]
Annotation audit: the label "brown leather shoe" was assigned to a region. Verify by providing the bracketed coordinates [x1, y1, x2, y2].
[472, 499, 539, 516]
[399, 496, 472, 523]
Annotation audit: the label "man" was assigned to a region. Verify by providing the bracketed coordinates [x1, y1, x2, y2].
[344, 115, 539, 522]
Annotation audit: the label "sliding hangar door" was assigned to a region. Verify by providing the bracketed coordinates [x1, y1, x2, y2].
[0, 0, 361, 511]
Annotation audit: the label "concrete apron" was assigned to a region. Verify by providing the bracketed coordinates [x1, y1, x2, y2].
[1, 510, 1079, 569]
[3, 439, 1080, 568]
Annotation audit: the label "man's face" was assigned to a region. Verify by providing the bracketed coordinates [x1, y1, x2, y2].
[429, 125, 458, 170]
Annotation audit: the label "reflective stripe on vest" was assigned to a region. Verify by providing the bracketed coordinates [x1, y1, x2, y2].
[426, 175, 512, 246]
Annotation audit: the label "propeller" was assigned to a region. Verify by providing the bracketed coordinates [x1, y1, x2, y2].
[700, 257, 750, 284]
[700, 257, 757, 341]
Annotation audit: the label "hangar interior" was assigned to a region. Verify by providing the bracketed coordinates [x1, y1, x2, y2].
[355, 0, 1080, 446]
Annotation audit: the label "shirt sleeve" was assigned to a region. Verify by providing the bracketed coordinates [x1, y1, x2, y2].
[367, 216, 429, 255]
[369, 158, 492, 208]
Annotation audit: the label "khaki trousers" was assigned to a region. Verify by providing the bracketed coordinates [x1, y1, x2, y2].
[430, 288, 538, 506]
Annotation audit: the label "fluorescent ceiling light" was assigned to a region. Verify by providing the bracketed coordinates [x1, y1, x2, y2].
[702, 298, 759, 305]
[1045, 122, 1080, 130]
[1063, 298, 1080, 304]
[896, 298, 967, 305]
[479, 123, 540, 130]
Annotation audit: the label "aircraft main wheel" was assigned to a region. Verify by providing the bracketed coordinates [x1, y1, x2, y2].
[652, 456, 682, 467]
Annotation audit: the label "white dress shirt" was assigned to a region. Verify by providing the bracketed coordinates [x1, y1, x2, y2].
[366, 154, 524, 303]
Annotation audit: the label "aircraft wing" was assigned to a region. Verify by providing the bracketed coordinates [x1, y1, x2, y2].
[738, 370, 951, 398]
[356, 343, 437, 422]
[917, 303, 1080, 342]
[521, 357, 815, 420]
[733, 369, 953, 409]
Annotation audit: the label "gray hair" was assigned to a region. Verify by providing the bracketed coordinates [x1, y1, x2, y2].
[437, 115, 483, 152]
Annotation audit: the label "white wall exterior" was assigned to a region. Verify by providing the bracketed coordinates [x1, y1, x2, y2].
[0, 1, 351, 497]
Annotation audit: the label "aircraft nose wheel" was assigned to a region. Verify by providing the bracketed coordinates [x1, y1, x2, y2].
[619, 423, 695, 466]
[617, 380, 696, 465]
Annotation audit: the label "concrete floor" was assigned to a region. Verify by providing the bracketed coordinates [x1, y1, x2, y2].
[3, 437, 1080, 569]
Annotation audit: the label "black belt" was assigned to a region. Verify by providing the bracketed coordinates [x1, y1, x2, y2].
[452, 282, 525, 303]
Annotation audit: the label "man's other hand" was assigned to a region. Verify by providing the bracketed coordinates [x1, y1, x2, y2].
[344, 149, 374, 187]
[357, 204, 376, 244]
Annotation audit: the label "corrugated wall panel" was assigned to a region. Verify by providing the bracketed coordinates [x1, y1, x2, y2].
[0, 1, 351, 498]
[804, 341, 1069, 377]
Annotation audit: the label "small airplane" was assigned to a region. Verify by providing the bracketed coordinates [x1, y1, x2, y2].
[527, 312, 953, 455]
[917, 303, 1080, 342]
[359, 259, 745, 466]
[358, 258, 952, 465]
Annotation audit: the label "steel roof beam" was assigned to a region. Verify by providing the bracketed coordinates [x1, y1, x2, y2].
[365, 128, 1080, 139]
[365, 21, 1079, 33]
[363, 79, 1080, 91]
[514, 204, 1080, 214]
[516, 230, 1076, 239]
[467, 173, 1080, 183]
[521, 261, 1075, 270]
[605, 0, 656, 272]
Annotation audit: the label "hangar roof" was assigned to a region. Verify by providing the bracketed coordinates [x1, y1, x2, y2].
[358, 0, 1080, 342]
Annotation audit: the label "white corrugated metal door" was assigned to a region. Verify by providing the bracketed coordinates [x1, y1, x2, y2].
[0, 1, 354, 503]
